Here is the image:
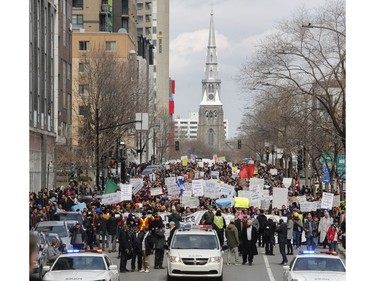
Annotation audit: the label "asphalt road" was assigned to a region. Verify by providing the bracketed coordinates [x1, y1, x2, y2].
[106, 242, 346, 281]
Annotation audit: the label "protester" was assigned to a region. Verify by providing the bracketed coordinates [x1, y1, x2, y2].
[264, 217, 276, 255]
[303, 212, 319, 251]
[275, 219, 288, 265]
[225, 219, 240, 265]
[118, 223, 133, 273]
[140, 226, 154, 273]
[327, 219, 341, 252]
[319, 210, 333, 249]
[213, 209, 226, 246]
[240, 219, 258, 266]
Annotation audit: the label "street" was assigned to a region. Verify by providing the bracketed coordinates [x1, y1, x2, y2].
[106, 244, 346, 281]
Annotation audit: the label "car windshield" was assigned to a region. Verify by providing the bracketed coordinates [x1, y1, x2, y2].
[172, 234, 219, 249]
[52, 256, 106, 271]
[293, 257, 346, 272]
[36, 226, 68, 238]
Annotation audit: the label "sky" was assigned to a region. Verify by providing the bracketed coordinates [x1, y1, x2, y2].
[170, 0, 329, 138]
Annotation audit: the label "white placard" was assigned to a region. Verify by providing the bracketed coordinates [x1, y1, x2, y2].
[321, 192, 334, 209]
[130, 178, 143, 194]
[165, 177, 176, 186]
[204, 180, 218, 198]
[101, 192, 121, 205]
[219, 184, 235, 197]
[167, 183, 180, 196]
[184, 183, 192, 192]
[150, 187, 163, 196]
[332, 195, 341, 207]
[181, 196, 199, 208]
[192, 180, 204, 197]
[183, 190, 192, 197]
[297, 195, 307, 204]
[283, 178, 293, 187]
[262, 190, 270, 199]
[250, 178, 264, 187]
[120, 184, 132, 201]
[270, 168, 278, 175]
[300, 202, 314, 212]
[250, 185, 262, 202]
[272, 188, 288, 209]
[238, 190, 251, 201]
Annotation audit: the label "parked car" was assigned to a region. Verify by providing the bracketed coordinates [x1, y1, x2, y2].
[30, 231, 49, 279]
[46, 233, 66, 253]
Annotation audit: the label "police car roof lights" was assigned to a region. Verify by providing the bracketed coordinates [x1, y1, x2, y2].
[298, 250, 337, 256]
[64, 248, 103, 254]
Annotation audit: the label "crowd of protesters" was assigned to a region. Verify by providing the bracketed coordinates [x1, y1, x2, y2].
[29, 160, 346, 272]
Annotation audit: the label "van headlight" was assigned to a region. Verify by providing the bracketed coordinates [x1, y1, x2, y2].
[169, 256, 182, 263]
[209, 256, 221, 263]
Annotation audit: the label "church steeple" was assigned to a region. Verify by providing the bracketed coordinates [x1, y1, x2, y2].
[200, 10, 222, 105]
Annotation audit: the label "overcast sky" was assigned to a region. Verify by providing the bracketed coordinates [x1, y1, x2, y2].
[169, 0, 328, 138]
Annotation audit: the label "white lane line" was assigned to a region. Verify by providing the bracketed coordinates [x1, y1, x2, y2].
[262, 250, 276, 281]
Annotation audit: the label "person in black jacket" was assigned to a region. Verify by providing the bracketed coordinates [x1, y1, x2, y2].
[275, 219, 288, 265]
[257, 209, 268, 247]
[153, 226, 166, 269]
[95, 212, 108, 250]
[118, 223, 133, 272]
[131, 224, 144, 272]
[264, 217, 276, 255]
[107, 212, 122, 253]
[70, 222, 87, 250]
[240, 219, 258, 265]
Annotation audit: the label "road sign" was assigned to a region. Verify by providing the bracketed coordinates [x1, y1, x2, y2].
[322, 166, 330, 184]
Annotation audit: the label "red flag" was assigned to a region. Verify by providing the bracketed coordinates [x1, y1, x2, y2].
[238, 164, 256, 179]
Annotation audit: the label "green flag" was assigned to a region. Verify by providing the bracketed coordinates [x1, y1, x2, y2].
[104, 179, 119, 194]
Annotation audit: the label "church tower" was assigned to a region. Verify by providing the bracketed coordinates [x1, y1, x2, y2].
[197, 10, 226, 151]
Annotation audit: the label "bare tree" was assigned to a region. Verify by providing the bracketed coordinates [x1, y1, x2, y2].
[236, 0, 345, 186]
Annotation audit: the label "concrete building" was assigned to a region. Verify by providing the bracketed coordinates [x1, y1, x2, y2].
[30, 0, 72, 192]
[174, 112, 228, 140]
[197, 11, 226, 151]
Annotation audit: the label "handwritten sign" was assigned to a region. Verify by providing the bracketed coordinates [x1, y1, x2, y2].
[321, 192, 334, 209]
[272, 188, 288, 209]
[120, 184, 132, 201]
[101, 192, 121, 205]
[192, 180, 204, 197]
[130, 178, 143, 194]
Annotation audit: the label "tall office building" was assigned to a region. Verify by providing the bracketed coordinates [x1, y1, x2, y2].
[197, 11, 226, 151]
[30, 0, 72, 192]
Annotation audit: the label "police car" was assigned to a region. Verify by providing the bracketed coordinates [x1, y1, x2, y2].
[282, 250, 346, 281]
[42, 249, 120, 281]
[165, 225, 228, 281]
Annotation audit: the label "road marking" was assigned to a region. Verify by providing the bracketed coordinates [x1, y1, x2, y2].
[262, 250, 276, 281]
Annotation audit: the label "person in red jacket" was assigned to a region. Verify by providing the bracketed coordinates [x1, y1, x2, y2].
[326, 219, 341, 252]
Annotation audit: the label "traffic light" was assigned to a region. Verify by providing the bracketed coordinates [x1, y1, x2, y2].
[175, 140, 180, 151]
[238, 140, 241, 149]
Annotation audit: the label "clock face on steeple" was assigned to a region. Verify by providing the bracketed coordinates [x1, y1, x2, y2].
[208, 93, 215, 100]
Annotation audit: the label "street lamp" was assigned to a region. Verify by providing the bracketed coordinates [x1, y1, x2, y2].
[119, 141, 126, 183]
[302, 23, 346, 38]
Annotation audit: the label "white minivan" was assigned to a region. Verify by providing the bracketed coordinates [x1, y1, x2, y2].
[165, 225, 228, 281]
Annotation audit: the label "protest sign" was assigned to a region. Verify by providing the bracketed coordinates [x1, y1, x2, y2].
[283, 178, 293, 187]
[204, 180, 218, 199]
[297, 195, 307, 204]
[234, 197, 249, 208]
[181, 195, 199, 208]
[120, 184, 132, 201]
[249, 178, 264, 188]
[167, 183, 180, 197]
[219, 183, 235, 197]
[150, 187, 163, 196]
[321, 192, 334, 209]
[101, 192, 121, 205]
[192, 179, 204, 197]
[130, 178, 143, 194]
[272, 188, 288, 209]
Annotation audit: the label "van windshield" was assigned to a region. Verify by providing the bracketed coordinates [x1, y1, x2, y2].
[171, 234, 219, 249]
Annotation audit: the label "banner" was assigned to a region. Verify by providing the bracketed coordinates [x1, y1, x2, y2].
[120, 184, 132, 201]
[215, 198, 234, 208]
[101, 192, 121, 205]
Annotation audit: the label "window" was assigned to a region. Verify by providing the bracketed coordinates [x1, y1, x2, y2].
[72, 0, 83, 9]
[79, 41, 89, 51]
[79, 106, 89, 116]
[137, 15, 143, 23]
[79, 84, 89, 96]
[72, 15, 83, 29]
[137, 2, 144, 10]
[208, 128, 214, 146]
[78, 62, 89, 73]
[105, 41, 116, 51]
[122, 18, 129, 30]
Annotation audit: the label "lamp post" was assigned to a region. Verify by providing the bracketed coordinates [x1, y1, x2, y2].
[119, 141, 126, 183]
